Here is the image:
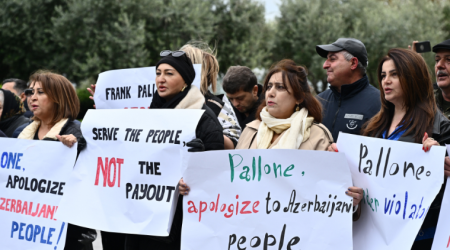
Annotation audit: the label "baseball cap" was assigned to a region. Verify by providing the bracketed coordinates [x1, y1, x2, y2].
[316, 38, 368, 67]
[432, 39, 450, 53]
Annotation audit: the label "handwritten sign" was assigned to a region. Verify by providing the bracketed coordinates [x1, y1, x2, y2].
[94, 64, 202, 109]
[181, 149, 354, 250]
[337, 133, 445, 250]
[0, 138, 76, 250]
[430, 145, 450, 250]
[55, 109, 203, 236]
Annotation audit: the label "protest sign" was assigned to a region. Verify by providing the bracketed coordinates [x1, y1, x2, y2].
[93, 64, 202, 109]
[430, 145, 450, 250]
[56, 109, 203, 236]
[0, 138, 77, 250]
[181, 149, 354, 250]
[431, 177, 450, 250]
[337, 133, 445, 250]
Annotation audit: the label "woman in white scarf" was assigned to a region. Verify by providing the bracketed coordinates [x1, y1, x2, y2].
[235, 59, 363, 220]
[236, 59, 331, 151]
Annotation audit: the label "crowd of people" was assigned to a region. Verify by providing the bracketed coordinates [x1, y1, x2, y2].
[2, 37, 450, 250]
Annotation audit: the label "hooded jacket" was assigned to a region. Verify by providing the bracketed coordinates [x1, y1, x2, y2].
[318, 75, 381, 142]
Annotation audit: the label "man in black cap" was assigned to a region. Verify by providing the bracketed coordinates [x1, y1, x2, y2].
[432, 39, 450, 119]
[316, 38, 381, 142]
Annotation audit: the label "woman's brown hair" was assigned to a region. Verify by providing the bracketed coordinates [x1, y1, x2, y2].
[362, 48, 436, 142]
[30, 70, 80, 125]
[256, 59, 322, 122]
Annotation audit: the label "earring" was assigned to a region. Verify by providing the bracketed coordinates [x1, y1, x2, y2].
[296, 105, 300, 111]
[181, 85, 187, 92]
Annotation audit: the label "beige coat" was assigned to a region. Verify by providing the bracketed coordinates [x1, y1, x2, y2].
[236, 120, 333, 150]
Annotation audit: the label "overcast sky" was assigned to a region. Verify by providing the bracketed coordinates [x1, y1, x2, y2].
[259, 0, 281, 21]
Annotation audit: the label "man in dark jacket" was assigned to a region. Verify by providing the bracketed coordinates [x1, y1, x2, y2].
[222, 66, 262, 130]
[316, 38, 381, 142]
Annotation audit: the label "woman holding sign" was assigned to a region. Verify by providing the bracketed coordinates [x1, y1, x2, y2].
[125, 51, 224, 250]
[329, 48, 450, 249]
[230, 59, 363, 218]
[17, 71, 96, 250]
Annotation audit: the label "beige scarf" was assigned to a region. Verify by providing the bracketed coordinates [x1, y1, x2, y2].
[18, 118, 68, 140]
[256, 107, 313, 149]
[175, 85, 205, 110]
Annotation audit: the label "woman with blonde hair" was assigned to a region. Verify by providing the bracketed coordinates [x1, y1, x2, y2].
[180, 42, 241, 149]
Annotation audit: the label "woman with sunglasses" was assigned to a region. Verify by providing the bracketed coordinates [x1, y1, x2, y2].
[0, 89, 30, 137]
[17, 70, 97, 250]
[125, 50, 224, 250]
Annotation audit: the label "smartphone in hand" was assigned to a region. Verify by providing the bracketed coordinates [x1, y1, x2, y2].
[415, 41, 431, 53]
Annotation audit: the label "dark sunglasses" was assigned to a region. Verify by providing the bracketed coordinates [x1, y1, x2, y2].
[24, 89, 33, 97]
[160, 50, 186, 57]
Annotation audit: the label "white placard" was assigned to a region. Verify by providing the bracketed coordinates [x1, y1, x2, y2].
[337, 133, 445, 250]
[430, 145, 450, 250]
[0, 138, 77, 250]
[55, 109, 204, 236]
[181, 149, 354, 250]
[94, 64, 202, 109]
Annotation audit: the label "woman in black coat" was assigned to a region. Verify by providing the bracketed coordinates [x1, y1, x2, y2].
[17, 70, 94, 250]
[124, 51, 224, 250]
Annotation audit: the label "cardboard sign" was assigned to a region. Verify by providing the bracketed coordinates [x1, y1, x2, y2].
[430, 145, 450, 250]
[337, 133, 445, 250]
[94, 64, 202, 109]
[56, 109, 203, 236]
[0, 138, 77, 250]
[181, 149, 354, 250]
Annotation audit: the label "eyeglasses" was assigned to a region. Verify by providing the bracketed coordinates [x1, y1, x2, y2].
[160, 50, 186, 57]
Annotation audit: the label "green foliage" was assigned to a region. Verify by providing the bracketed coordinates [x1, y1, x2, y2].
[0, 0, 449, 98]
[0, 0, 66, 81]
[273, 0, 447, 92]
[76, 87, 94, 120]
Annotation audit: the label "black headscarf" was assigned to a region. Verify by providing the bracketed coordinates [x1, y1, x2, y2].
[0, 89, 25, 131]
[150, 52, 196, 109]
[150, 85, 191, 109]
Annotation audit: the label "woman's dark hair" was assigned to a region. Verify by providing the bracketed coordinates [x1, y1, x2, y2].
[29, 70, 80, 125]
[255, 59, 322, 122]
[362, 48, 436, 142]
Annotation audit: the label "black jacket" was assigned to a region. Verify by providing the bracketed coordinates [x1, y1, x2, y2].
[397, 112, 450, 250]
[318, 75, 381, 142]
[204, 91, 224, 117]
[196, 104, 225, 150]
[40, 119, 87, 155]
[3, 115, 30, 137]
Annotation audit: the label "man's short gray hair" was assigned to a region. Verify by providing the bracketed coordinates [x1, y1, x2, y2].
[339, 51, 367, 76]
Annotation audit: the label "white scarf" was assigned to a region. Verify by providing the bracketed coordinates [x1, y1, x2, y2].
[175, 85, 205, 110]
[18, 118, 68, 140]
[257, 107, 313, 149]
